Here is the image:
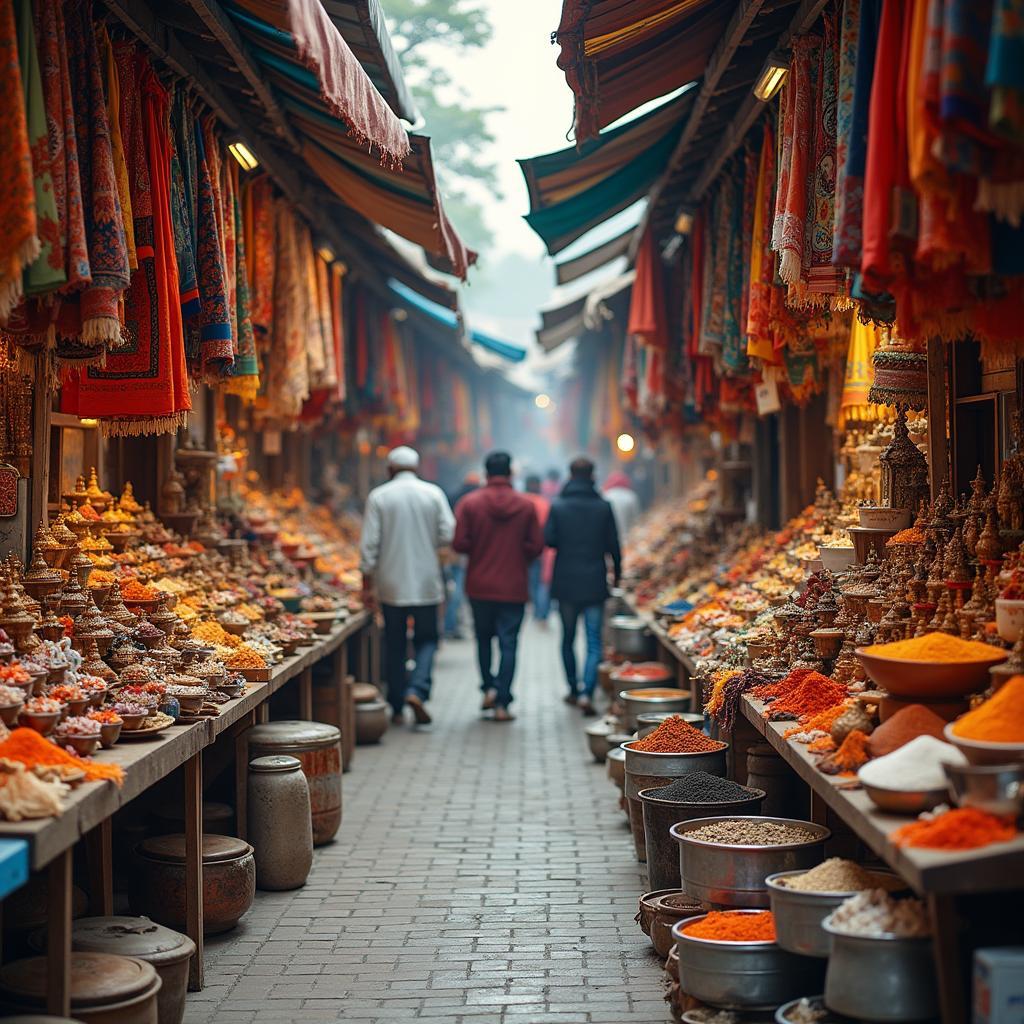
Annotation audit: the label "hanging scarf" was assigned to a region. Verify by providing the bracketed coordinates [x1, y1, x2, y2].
[246, 175, 274, 338]
[838, 319, 885, 426]
[987, 0, 1024, 147]
[774, 35, 820, 287]
[833, 0, 860, 266]
[168, 123, 200, 322]
[64, 49, 190, 435]
[298, 220, 326, 378]
[266, 200, 310, 419]
[223, 187, 259, 402]
[747, 120, 779, 362]
[0, 0, 38, 322]
[702, 188, 727, 351]
[18, 0, 60, 296]
[221, 145, 238, 360]
[97, 25, 134, 272]
[171, 88, 197, 252]
[63, 0, 128, 345]
[721, 168, 748, 374]
[312, 253, 336, 390]
[833, 0, 883, 267]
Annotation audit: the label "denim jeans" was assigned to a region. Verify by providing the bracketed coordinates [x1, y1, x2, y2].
[381, 604, 439, 715]
[469, 599, 525, 709]
[527, 560, 551, 621]
[558, 601, 604, 697]
[443, 563, 466, 635]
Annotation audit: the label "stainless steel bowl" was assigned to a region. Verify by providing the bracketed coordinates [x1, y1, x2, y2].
[606, 746, 626, 790]
[822, 917, 938, 1022]
[775, 996, 853, 1024]
[673, 912, 826, 1009]
[766, 870, 904, 958]
[584, 719, 617, 763]
[943, 761, 1024, 817]
[620, 690, 692, 730]
[672, 816, 830, 908]
[859, 781, 948, 815]
[622, 741, 729, 799]
[637, 711, 704, 737]
[608, 616, 657, 659]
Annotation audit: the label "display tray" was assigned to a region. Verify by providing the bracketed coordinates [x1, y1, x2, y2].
[236, 666, 271, 682]
[119, 712, 176, 740]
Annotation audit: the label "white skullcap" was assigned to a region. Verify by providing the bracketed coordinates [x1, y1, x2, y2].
[387, 446, 420, 470]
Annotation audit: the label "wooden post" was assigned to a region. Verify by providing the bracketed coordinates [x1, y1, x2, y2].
[84, 818, 114, 915]
[234, 711, 255, 841]
[30, 353, 52, 527]
[927, 893, 966, 1024]
[184, 753, 204, 990]
[299, 666, 313, 720]
[927, 338, 949, 499]
[46, 849, 72, 1016]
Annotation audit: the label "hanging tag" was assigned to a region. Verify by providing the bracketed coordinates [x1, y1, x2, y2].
[263, 430, 282, 455]
[755, 376, 781, 416]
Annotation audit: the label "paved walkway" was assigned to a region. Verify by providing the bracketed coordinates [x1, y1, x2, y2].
[184, 620, 670, 1024]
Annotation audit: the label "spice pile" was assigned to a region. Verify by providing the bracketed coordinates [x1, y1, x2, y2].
[645, 772, 760, 804]
[861, 632, 1004, 663]
[950, 675, 1024, 743]
[682, 911, 776, 942]
[754, 670, 850, 722]
[631, 716, 724, 753]
[627, 688, 687, 698]
[0, 728, 124, 785]
[867, 704, 948, 757]
[827, 891, 929, 937]
[686, 819, 817, 845]
[858, 735, 965, 792]
[892, 807, 1016, 850]
[780, 858, 902, 893]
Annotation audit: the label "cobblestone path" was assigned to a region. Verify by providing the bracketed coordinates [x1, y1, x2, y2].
[185, 620, 670, 1023]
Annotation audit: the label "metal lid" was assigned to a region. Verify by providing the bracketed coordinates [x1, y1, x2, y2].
[247, 720, 341, 751]
[249, 754, 301, 774]
[0, 953, 157, 1006]
[137, 834, 252, 865]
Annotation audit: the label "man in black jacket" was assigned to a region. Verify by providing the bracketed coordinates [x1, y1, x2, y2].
[544, 456, 621, 715]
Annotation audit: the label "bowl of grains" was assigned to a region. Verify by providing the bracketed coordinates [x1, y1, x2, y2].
[766, 860, 907, 957]
[671, 817, 830, 908]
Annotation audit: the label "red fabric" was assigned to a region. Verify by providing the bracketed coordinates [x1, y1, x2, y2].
[284, 0, 409, 166]
[604, 471, 632, 490]
[627, 228, 669, 350]
[452, 479, 545, 603]
[525, 492, 556, 585]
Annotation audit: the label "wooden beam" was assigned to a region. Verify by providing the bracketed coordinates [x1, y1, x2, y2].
[180, 0, 300, 151]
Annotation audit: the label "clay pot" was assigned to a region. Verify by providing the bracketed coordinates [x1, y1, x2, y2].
[354, 700, 389, 745]
[130, 835, 254, 935]
[248, 755, 313, 891]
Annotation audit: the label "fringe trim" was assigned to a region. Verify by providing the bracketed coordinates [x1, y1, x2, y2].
[81, 316, 122, 347]
[221, 375, 260, 403]
[98, 411, 188, 438]
[55, 349, 106, 371]
[976, 178, 1024, 227]
[0, 235, 42, 324]
[779, 249, 802, 285]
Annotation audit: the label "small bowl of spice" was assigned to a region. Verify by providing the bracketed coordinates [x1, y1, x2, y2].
[134, 620, 165, 649]
[225, 645, 270, 681]
[19, 696, 64, 735]
[55, 715, 102, 757]
[88, 708, 123, 748]
[0, 683, 25, 725]
[46, 684, 90, 718]
[944, 675, 1024, 765]
[165, 684, 207, 714]
[113, 700, 149, 730]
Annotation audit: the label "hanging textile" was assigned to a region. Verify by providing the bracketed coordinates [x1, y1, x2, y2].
[312, 254, 336, 390]
[987, 0, 1024, 148]
[97, 25, 134, 273]
[833, 0, 860, 265]
[838, 319, 885, 426]
[64, 49, 190, 435]
[63, 0, 128, 346]
[0, 0, 38, 322]
[747, 119, 780, 363]
[246, 175, 274, 339]
[626, 229, 669, 351]
[223, 186, 259, 401]
[221, 142, 238, 360]
[329, 262, 345, 402]
[720, 167, 748, 374]
[18, 0, 60, 296]
[298, 220, 326, 378]
[171, 89, 197, 252]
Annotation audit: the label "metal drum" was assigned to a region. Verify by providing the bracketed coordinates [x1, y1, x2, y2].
[247, 721, 342, 845]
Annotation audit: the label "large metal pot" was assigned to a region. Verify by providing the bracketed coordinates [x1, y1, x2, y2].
[671, 816, 829, 908]
[608, 616, 657, 659]
[822, 917, 938, 1022]
[620, 689, 692, 730]
[673, 912, 825, 1009]
[637, 711, 703, 737]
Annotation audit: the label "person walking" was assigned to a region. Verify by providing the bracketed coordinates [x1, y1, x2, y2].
[545, 456, 621, 715]
[359, 446, 455, 726]
[453, 452, 544, 721]
[603, 470, 641, 540]
[523, 475, 553, 623]
[443, 472, 480, 639]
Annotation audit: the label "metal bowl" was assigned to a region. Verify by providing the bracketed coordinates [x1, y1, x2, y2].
[766, 870, 905, 958]
[856, 648, 1007, 699]
[584, 718, 618, 763]
[673, 912, 826, 1009]
[943, 761, 1024, 817]
[622, 741, 729, 799]
[943, 721, 1024, 766]
[606, 746, 626, 790]
[822, 917, 938, 1022]
[858, 780, 948, 815]
[636, 710, 704, 737]
[775, 996, 856, 1024]
[672, 816, 830, 908]
[620, 689, 692, 730]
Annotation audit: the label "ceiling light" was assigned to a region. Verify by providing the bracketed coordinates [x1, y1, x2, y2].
[616, 432, 636, 454]
[228, 141, 259, 171]
[753, 51, 789, 102]
[674, 207, 694, 235]
[535, 393, 552, 409]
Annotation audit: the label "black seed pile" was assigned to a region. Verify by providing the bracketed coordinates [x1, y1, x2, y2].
[644, 771, 759, 804]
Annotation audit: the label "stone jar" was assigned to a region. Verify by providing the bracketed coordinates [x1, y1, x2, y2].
[248, 755, 313, 891]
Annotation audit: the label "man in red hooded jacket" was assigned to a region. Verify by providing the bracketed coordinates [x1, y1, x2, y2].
[453, 451, 544, 721]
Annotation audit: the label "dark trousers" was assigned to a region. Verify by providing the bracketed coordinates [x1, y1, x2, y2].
[381, 604, 439, 715]
[469, 599, 525, 709]
[558, 601, 604, 698]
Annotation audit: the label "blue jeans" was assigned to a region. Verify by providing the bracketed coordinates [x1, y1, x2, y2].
[443, 563, 466, 636]
[527, 560, 551, 621]
[469, 599, 525, 709]
[382, 604, 439, 715]
[559, 602, 604, 698]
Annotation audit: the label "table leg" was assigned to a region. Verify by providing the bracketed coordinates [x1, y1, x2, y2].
[235, 711, 255, 840]
[370, 620, 382, 684]
[84, 818, 113, 915]
[185, 753, 204, 990]
[46, 849, 72, 1016]
[299, 666, 313, 720]
[928, 893, 966, 1024]
[256, 700, 270, 724]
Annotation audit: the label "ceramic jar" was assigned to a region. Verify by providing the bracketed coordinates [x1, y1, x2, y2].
[130, 835, 255, 935]
[354, 700, 390, 744]
[247, 721, 342, 845]
[248, 755, 313, 890]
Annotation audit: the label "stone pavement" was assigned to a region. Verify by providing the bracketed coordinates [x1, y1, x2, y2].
[184, 620, 671, 1024]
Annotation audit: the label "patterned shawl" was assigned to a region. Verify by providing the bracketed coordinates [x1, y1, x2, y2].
[97, 24, 134, 272]
[832, 0, 860, 266]
[747, 120, 779, 363]
[267, 199, 310, 419]
[312, 252, 336, 390]
[299, 221, 326, 379]
[329, 261, 345, 402]
[987, 0, 1024, 146]
[221, 141, 238, 361]
[223, 186, 259, 402]
[0, 0, 38, 322]
[246, 175, 275, 338]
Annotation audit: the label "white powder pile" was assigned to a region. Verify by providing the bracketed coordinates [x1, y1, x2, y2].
[858, 734, 966, 791]
[828, 890, 930, 937]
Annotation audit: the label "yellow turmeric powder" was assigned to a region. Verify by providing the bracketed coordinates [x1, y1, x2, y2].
[951, 675, 1024, 742]
[861, 632, 1006, 663]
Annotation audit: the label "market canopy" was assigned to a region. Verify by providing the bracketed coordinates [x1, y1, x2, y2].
[554, 0, 729, 143]
[227, 0, 476, 278]
[518, 90, 694, 255]
[536, 294, 588, 351]
[555, 227, 634, 285]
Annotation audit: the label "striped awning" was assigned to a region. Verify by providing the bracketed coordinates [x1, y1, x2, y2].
[228, 0, 476, 278]
[555, 227, 633, 285]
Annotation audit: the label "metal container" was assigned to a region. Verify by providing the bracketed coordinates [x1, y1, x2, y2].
[584, 718, 618, 762]
[247, 720, 342, 844]
[672, 816, 830, 908]
[611, 662, 674, 692]
[766, 870, 903, 958]
[637, 711, 704, 738]
[640, 787, 766, 891]
[673, 912, 826, 1009]
[608, 616, 657, 659]
[248, 756, 313, 891]
[822, 918, 938, 1022]
[606, 745, 626, 792]
[620, 690, 692, 731]
[943, 761, 1024, 817]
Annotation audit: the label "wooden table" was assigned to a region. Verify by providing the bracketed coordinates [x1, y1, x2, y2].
[0, 610, 372, 1015]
